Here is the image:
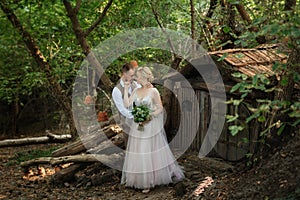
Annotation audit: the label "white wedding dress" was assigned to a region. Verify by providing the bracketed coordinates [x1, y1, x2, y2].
[121, 88, 185, 189]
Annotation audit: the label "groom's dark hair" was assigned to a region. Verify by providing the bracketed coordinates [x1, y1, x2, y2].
[121, 62, 135, 73]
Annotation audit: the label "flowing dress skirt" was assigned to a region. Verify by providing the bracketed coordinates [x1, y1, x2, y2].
[121, 113, 185, 189]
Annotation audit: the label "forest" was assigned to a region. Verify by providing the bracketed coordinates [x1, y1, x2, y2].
[0, 0, 299, 199]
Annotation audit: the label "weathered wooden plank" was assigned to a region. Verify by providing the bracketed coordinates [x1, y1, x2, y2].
[200, 91, 206, 151]
[170, 82, 254, 161]
[214, 101, 228, 159]
[195, 90, 201, 150]
[226, 105, 236, 161]
[235, 104, 251, 160]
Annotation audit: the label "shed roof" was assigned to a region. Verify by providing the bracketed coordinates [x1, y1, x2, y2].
[209, 44, 288, 77]
[161, 44, 288, 83]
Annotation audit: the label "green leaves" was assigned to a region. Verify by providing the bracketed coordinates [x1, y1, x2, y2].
[229, 73, 272, 99]
[289, 102, 300, 126]
[217, 53, 228, 61]
[232, 72, 248, 81]
[0, 0, 83, 105]
[228, 65, 300, 140]
[226, 113, 239, 123]
[226, 99, 242, 107]
[227, 0, 241, 5]
[228, 125, 244, 136]
[272, 62, 287, 71]
[230, 83, 242, 93]
[277, 124, 286, 136]
[223, 26, 232, 34]
[280, 76, 289, 86]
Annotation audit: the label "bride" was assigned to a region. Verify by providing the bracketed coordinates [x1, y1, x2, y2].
[121, 66, 185, 193]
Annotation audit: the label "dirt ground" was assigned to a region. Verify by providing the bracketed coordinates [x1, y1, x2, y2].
[0, 131, 299, 200]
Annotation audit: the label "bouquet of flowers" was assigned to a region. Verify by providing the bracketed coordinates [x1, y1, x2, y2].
[131, 103, 152, 131]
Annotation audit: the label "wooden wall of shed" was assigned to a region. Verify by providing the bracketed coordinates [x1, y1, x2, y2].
[169, 83, 201, 150]
[169, 80, 253, 161]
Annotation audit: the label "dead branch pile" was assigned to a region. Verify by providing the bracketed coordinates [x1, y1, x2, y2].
[20, 124, 126, 186]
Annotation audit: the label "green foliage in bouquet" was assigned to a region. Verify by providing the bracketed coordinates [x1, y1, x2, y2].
[131, 103, 152, 131]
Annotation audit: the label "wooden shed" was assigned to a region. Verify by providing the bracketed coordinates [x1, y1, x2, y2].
[164, 44, 288, 161]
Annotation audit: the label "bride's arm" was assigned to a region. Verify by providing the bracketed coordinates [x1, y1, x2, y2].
[151, 88, 163, 117]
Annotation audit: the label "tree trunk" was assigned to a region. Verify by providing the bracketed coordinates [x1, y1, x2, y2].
[63, 0, 114, 93]
[11, 100, 19, 136]
[203, 0, 218, 50]
[274, 0, 299, 104]
[261, 44, 299, 150]
[0, 0, 75, 136]
[220, 2, 236, 49]
[190, 0, 196, 40]
[0, 133, 72, 147]
[274, 47, 299, 102]
[284, 0, 296, 11]
[150, 2, 184, 136]
[235, 3, 265, 44]
[206, 0, 218, 19]
[0, 1, 69, 106]
[235, 4, 252, 26]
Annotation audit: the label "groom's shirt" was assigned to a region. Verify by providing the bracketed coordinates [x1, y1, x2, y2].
[112, 79, 139, 119]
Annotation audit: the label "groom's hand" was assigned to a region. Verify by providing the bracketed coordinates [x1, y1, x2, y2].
[124, 80, 131, 90]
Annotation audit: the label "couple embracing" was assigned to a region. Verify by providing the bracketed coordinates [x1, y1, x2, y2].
[112, 61, 184, 194]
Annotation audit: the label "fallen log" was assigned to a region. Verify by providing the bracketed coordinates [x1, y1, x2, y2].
[51, 163, 86, 184]
[21, 132, 125, 169]
[21, 152, 125, 168]
[52, 124, 122, 157]
[0, 133, 72, 147]
[21, 154, 97, 168]
[53, 165, 121, 186]
[91, 168, 120, 186]
[87, 133, 125, 154]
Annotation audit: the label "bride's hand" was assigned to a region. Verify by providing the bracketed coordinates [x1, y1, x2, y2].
[150, 112, 157, 118]
[146, 82, 153, 88]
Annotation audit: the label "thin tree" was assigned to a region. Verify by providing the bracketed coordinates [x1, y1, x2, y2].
[272, 0, 300, 127]
[148, 1, 183, 134]
[63, 0, 114, 93]
[190, 0, 196, 55]
[0, 0, 75, 135]
[234, 3, 266, 43]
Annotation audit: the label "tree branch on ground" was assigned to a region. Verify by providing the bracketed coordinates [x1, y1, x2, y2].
[0, 133, 72, 147]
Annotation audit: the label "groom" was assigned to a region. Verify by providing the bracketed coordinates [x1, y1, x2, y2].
[112, 61, 139, 147]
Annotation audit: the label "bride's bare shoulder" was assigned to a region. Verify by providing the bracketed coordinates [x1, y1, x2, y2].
[150, 87, 160, 95]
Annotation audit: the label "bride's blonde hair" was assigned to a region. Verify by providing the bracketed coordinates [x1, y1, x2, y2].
[137, 67, 154, 82]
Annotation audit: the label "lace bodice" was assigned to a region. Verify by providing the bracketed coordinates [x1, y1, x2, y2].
[134, 95, 152, 107]
[130, 88, 161, 114]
